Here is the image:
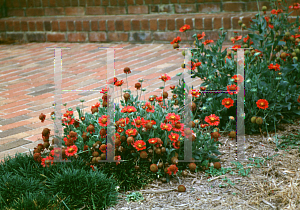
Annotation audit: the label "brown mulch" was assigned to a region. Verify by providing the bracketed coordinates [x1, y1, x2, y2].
[107, 118, 300, 210]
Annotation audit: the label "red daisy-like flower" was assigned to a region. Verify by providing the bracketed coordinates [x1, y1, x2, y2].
[117, 127, 124, 133]
[145, 104, 155, 113]
[269, 24, 274, 29]
[179, 24, 191, 32]
[289, 3, 300, 10]
[160, 123, 173, 131]
[98, 115, 108, 127]
[172, 122, 184, 132]
[100, 87, 108, 94]
[170, 85, 176, 89]
[232, 74, 244, 84]
[204, 114, 220, 126]
[65, 145, 78, 157]
[200, 86, 206, 91]
[268, 63, 280, 71]
[159, 73, 171, 82]
[166, 113, 181, 123]
[232, 45, 241, 52]
[133, 140, 146, 151]
[118, 117, 130, 125]
[121, 106, 137, 113]
[256, 99, 269, 110]
[63, 110, 74, 118]
[50, 147, 62, 158]
[148, 138, 158, 144]
[200, 124, 210, 128]
[172, 140, 180, 149]
[170, 36, 181, 44]
[41, 156, 54, 168]
[202, 40, 214, 45]
[167, 164, 178, 175]
[227, 84, 240, 95]
[197, 32, 205, 40]
[156, 96, 163, 102]
[131, 116, 146, 128]
[125, 128, 137, 137]
[222, 98, 235, 109]
[114, 155, 121, 166]
[168, 132, 179, 142]
[190, 89, 200, 98]
[243, 35, 250, 43]
[115, 80, 124, 86]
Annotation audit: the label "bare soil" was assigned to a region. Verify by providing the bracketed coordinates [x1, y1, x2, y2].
[108, 118, 300, 210]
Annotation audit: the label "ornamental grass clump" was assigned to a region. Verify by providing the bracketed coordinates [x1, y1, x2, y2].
[171, 0, 300, 135]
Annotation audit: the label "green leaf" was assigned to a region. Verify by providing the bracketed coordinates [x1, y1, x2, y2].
[277, 41, 286, 45]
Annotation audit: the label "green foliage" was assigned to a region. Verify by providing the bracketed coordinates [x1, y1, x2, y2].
[125, 192, 144, 202]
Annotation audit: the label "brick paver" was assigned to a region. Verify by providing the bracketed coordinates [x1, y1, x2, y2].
[0, 42, 232, 162]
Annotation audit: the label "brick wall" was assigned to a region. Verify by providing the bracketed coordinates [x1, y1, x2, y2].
[2, 0, 298, 17]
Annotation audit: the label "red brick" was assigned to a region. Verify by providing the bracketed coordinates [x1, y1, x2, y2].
[247, 2, 270, 11]
[167, 19, 175, 30]
[129, 32, 151, 42]
[0, 21, 5, 31]
[27, 33, 46, 42]
[91, 20, 98, 31]
[83, 20, 90, 31]
[65, 7, 85, 16]
[102, 0, 109, 6]
[71, 0, 79, 6]
[7, 9, 24, 17]
[153, 32, 176, 41]
[106, 6, 126, 15]
[13, 21, 21, 31]
[176, 18, 184, 30]
[52, 20, 59, 31]
[136, 0, 143, 4]
[214, 17, 222, 29]
[47, 33, 66, 42]
[107, 20, 115, 31]
[198, 3, 221, 13]
[170, 0, 177, 3]
[232, 17, 241, 29]
[95, 0, 101, 6]
[242, 16, 251, 29]
[89, 32, 107, 42]
[49, 0, 56, 7]
[128, 5, 148, 14]
[107, 32, 128, 41]
[67, 21, 75, 31]
[132, 20, 140, 31]
[87, 0, 94, 6]
[204, 31, 219, 40]
[20, 0, 27, 7]
[118, 0, 126, 6]
[158, 19, 166, 31]
[223, 17, 231, 29]
[68, 33, 87, 42]
[99, 20, 106, 31]
[126, 0, 134, 5]
[6, 33, 24, 41]
[44, 21, 51, 31]
[223, 3, 245, 12]
[185, 18, 193, 29]
[26, 8, 44, 16]
[41, 0, 49, 7]
[175, 4, 196, 13]
[86, 7, 105, 15]
[123, 20, 131, 31]
[20, 21, 28, 31]
[45, 8, 64, 16]
[110, 0, 117, 6]
[141, 19, 149, 30]
[115, 20, 123, 31]
[150, 19, 157, 31]
[28, 21, 35, 31]
[60, 21, 67, 31]
[204, 18, 212, 30]
[36, 21, 43, 31]
[162, 0, 169, 3]
[75, 21, 83, 31]
[12, 1, 20, 7]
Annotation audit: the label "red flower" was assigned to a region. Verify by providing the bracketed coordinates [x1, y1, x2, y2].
[170, 36, 181, 44]
[41, 156, 54, 168]
[200, 86, 206, 91]
[170, 85, 175, 89]
[121, 106, 137, 113]
[232, 45, 241, 52]
[167, 164, 178, 175]
[297, 96, 300, 103]
[269, 24, 274, 29]
[148, 138, 158, 144]
[264, 16, 270, 24]
[227, 84, 240, 95]
[98, 115, 108, 127]
[243, 35, 250, 43]
[131, 116, 146, 128]
[268, 63, 280, 71]
[204, 114, 220, 126]
[256, 99, 269, 110]
[156, 96, 163, 102]
[222, 98, 235, 109]
[115, 80, 124, 86]
[231, 35, 242, 44]
[65, 145, 78, 156]
[289, 3, 300, 10]
[114, 155, 121, 166]
[190, 89, 200, 98]
[179, 24, 191, 32]
[202, 40, 214, 45]
[166, 113, 181, 123]
[172, 140, 180, 149]
[160, 123, 173, 131]
[159, 73, 171, 82]
[90, 165, 95, 171]
[100, 87, 108, 94]
[172, 122, 184, 132]
[168, 132, 179, 142]
[197, 32, 205, 40]
[232, 74, 244, 84]
[125, 128, 137, 137]
[133, 140, 146, 151]
[117, 127, 124, 133]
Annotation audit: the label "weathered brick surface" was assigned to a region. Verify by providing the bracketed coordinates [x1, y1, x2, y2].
[175, 4, 196, 13]
[26, 8, 44, 16]
[27, 33, 46, 42]
[223, 3, 245, 12]
[86, 7, 105, 15]
[7, 9, 25, 17]
[65, 7, 85, 16]
[107, 32, 128, 41]
[68, 32, 87, 42]
[107, 6, 126, 15]
[128, 5, 148, 14]
[132, 20, 140, 31]
[45, 8, 64, 16]
[198, 3, 221, 13]
[89, 32, 106, 41]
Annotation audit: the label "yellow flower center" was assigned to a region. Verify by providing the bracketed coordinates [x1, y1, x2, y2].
[137, 143, 142, 148]
[129, 130, 133, 134]
[102, 118, 107, 123]
[226, 101, 230, 105]
[172, 136, 176, 139]
[68, 148, 74, 153]
[260, 102, 264, 106]
[210, 117, 215, 121]
[170, 116, 175, 120]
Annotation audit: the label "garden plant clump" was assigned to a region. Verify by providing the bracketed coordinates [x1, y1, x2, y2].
[1, 0, 300, 209]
